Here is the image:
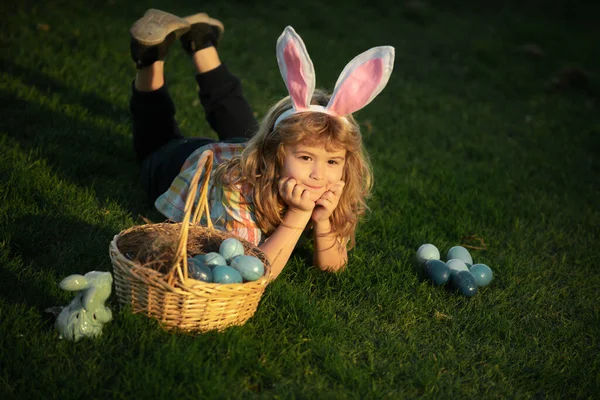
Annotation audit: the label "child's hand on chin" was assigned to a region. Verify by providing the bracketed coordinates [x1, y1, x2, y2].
[311, 181, 345, 223]
[278, 177, 316, 214]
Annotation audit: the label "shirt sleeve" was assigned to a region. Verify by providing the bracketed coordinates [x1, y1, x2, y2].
[208, 183, 264, 246]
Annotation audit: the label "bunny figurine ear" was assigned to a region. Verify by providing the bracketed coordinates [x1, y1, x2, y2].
[276, 26, 316, 111]
[59, 274, 90, 291]
[326, 46, 395, 116]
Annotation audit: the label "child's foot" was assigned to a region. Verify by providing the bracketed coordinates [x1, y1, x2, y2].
[180, 13, 225, 55]
[130, 9, 190, 69]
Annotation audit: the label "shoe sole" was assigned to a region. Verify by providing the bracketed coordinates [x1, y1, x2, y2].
[130, 9, 190, 46]
[183, 12, 225, 39]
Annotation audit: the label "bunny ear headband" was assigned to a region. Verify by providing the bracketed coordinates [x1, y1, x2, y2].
[274, 26, 395, 127]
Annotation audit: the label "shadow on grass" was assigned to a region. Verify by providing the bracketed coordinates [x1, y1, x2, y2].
[0, 57, 153, 215]
[0, 214, 120, 330]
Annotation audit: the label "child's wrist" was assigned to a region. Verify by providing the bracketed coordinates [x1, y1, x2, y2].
[312, 219, 332, 235]
[281, 209, 312, 230]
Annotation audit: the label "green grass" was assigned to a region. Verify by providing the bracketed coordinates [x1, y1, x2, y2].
[1, 0, 599, 398]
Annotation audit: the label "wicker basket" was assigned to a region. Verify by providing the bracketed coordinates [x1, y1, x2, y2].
[109, 150, 272, 333]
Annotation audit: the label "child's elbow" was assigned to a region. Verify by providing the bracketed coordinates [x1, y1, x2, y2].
[317, 260, 347, 273]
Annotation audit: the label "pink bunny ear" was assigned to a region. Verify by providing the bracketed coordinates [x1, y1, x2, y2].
[276, 26, 316, 111]
[327, 46, 395, 116]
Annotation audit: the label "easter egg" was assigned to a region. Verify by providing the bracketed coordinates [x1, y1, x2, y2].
[230, 255, 265, 281]
[424, 259, 450, 286]
[416, 244, 440, 264]
[212, 265, 243, 284]
[203, 252, 227, 268]
[454, 270, 478, 297]
[446, 259, 470, 276]
[192, 254, 206, 266]
[188, 258, 213, 282]
[470, 263, 493, 287]
[219, 238, 245, 262]
[446, 246, 473, 265]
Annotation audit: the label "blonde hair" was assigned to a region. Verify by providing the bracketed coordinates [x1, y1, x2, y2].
[214, 89, 373, 249]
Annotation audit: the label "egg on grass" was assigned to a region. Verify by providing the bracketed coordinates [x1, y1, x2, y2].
[416, 243, 440, 264]
[446, 259, 470, 276]
[446, 246, 473, 266]
[470, 263, 494, 287]
[454, 270, 478, 297]
[424, 259, 451, 286]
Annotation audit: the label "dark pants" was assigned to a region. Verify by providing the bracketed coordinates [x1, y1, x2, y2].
[130, 64, 258, 202]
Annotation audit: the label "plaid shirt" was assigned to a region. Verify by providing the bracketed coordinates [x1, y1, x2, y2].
[154, 142, 264, 246]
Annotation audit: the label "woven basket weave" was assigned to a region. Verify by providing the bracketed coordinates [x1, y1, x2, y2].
[109, 150, 271, 333]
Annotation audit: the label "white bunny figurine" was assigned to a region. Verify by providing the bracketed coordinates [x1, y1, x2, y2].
[55, 271, 113, 341]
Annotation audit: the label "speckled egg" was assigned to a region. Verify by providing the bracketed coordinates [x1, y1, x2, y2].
[454, 270, 478, 297]
[188, 258, 213, 282]
[219, 238, 245, 262]
[230, 255, 265, 281]
[424, 259, 451, 286]
[446, 246, 473, 265]
[416, 244, 440, 264]
[212, 265, 243, 284]
[470, 263, 494, 287]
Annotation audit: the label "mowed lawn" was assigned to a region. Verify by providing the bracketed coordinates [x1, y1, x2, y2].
[1, 0, 599, 398]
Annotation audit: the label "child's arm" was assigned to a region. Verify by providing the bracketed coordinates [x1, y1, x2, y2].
[259, 178, 314, 280]
[312, 219, 348, 271]
[259, 209, 312, 280]
[311, 181, 348, 271]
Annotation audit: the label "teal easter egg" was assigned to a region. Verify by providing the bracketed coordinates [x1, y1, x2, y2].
[470, 263, 493, 287]
[424, 259, 450, 286]
[454, 270, 478, 297]
[188, 258, 213, 282]
[204, 252, 227, 267]
[446, 246, 473, 265]
[446, 259, 469, 276]
[219, 238, 245, 262]
[212, 265, 243, 284]
[192, 254, 206, 266]
[230, 255, 265, 281]
[416, 244, 440, 264]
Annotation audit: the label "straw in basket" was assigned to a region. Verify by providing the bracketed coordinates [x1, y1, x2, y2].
[109, 150, 272, 333]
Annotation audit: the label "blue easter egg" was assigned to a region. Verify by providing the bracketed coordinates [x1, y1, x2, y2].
[424, 259, 450, 286]
[188, 258, 213, 282]
[212, 265, 243, 284]
[470, 263, 493, 287]
[230, 255, 265, 281]
[192, 254, 206, 266]
[204, 252, 227, 267]
[446, 246, 473, 265]
[219, 238, 245, 262]
[454, 270, 478, 297]
[416, 243, 440, 264]
[446, 259, 469, 276]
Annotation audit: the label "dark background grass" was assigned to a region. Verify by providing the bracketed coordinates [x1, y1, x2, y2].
[1, 0, 599, 398]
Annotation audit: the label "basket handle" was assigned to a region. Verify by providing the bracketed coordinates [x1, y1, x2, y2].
[166, 150, 214, 285]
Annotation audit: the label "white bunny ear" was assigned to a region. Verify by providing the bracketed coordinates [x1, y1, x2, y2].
[327, 46, 395, 116]
[276, 26, 316, 111]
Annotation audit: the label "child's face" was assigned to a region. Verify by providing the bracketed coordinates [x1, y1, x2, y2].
[282, 143, 347, 202]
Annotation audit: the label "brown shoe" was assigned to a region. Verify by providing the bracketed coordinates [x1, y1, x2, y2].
[180, 13, 225, 54]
